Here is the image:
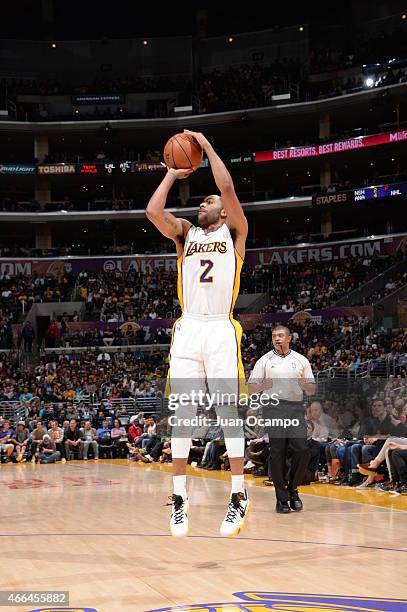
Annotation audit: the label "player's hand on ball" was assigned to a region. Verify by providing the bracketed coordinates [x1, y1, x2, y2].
[183, 129, 210, 150]
[167, 167, 194, 180]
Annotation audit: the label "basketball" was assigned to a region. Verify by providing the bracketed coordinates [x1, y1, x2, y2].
[163, 133, 203, 170]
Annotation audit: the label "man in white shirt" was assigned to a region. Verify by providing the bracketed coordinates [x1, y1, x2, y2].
[248, 325, 316, 514]
[307, 401, 339, 442]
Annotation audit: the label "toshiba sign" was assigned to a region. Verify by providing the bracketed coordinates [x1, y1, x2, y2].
[37, 164, 76, 175]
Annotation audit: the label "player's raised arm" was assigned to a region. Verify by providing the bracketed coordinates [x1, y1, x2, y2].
[184, 130, 248, 241]
[146, 168, 193, 250]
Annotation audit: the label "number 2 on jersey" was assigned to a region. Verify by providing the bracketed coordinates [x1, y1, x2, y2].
[200, 259, 214, 283]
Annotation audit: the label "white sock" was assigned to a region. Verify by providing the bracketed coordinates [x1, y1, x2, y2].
[173, 475, 187, 499]
[231, 474, 245, 494]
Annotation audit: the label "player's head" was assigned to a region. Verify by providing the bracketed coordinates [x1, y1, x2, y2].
[271, 325, 292, 352]
[198, 195, 226, 228]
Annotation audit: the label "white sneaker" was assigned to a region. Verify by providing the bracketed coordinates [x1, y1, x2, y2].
[168, 494, 189, 538]
[220, 489, 250, 537]
[356, 479, 373, 489]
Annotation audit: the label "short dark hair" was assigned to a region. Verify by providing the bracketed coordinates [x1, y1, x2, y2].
[272, 325, 291, 336]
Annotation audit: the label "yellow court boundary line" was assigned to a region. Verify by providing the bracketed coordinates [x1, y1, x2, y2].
[5, 459, 407, 511]
[123, 460, 407, 511]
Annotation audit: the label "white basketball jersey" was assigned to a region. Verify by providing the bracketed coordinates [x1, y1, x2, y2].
[178, 224, 242, 316]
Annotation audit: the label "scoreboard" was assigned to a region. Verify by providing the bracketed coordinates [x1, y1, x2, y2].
[354, 182, 407, 201]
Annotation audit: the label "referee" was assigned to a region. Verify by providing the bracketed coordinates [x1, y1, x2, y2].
[248, 325, 316, 513]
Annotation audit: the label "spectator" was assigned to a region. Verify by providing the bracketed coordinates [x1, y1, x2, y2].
[110, 418, 128, 457]
[48, 420, 66, 463]
[96, 419, 111, 439]
[30, 421, 45, 460]
[35, 434, 61, 464]
[387, 440, 407, 494]
[81, 420, 99, 460]
[307, 401, 339, 442]
[64, 419, 82, 460]
[128, 420, 143, 443]
[11, 421, 30, 462]
[21, 321, 35, 352]
[134, 415, 157, 451]
[0, 419, 15, 462]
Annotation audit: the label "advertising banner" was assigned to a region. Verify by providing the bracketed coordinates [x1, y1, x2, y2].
[244, 234, 407, 266]
[0, 164, 36, 175]
[37, 307, 373, 343]
[0, 234, 406, 276]
[313, 182, 407, 205]
[79, 164, 98, 174]
[42, 307, 373, 342]
[133, 162, 166, 172]
[238, 307, 373, 330]
[255, 129, 407, 162]
[37, 164, 76, 175]
[354, 181, 407, 201]
[71, 94, 125, 105]
[312, 191, 355, 206]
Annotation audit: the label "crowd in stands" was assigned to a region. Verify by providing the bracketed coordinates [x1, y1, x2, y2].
[197, 60, 304, 113]
[198, 62, 397, 112]
[242, 324, 407, 376]
[0, 315, 405, 401]
[0, 272, 76, 324]
[77, 269, 180, 322]
[0, 411, 169, 464]
[0, 196, 147, 214]
[309, 29, 407, 74]
[74, 255, 406, 320]
[244, 382, 407, 493]
[1, 284, 407, 491]
[1, 347, 407, 495]
[2, 321, 407, 399]
[0, 250, 402, 334]
[36, 318, 407, 379]
[243, 255, 402, 310]
[0, 241, 175, 258]
[1, 75, 185, 97]
[0, 348, 165, 403]
[2, 27, 407, 121]
[359, 272, 407, 305]
[0, 314, 13, 349]
[48, 322, 171, 349]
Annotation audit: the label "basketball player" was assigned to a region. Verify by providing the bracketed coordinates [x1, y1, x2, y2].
[248, 326, 315, 513]
[146, 129, 249, 537]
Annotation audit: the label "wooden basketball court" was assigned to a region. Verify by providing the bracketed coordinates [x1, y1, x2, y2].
[0, 460, 406, 612]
